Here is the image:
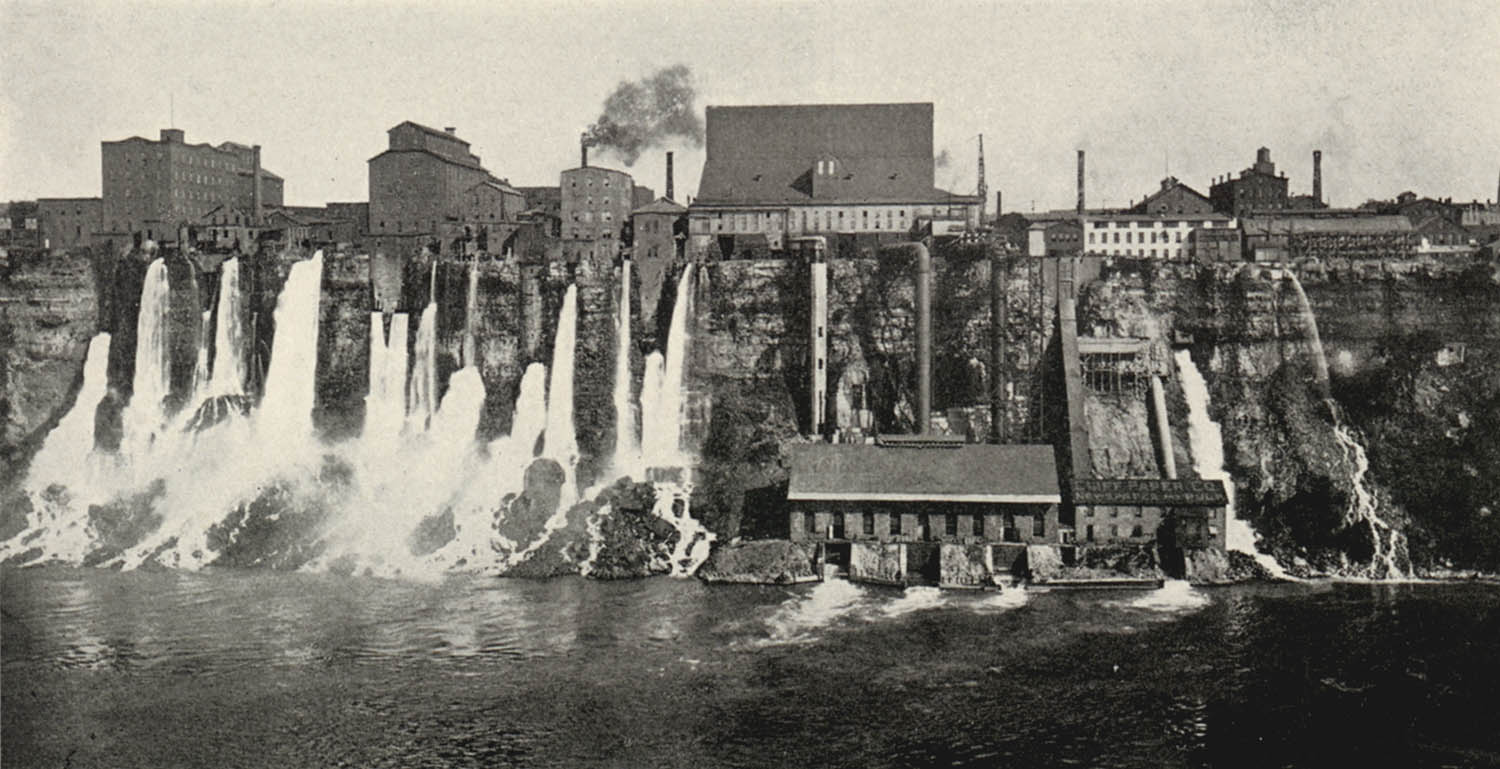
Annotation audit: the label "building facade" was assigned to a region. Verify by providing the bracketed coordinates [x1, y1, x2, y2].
[368, 122, 516, 254]
[1209, 148, 1289, 217]
[101, 128, 283, 241]
[688, 103, 982, 260]
[1080, 212, 1237, 260]
[560, 165, 635, 264]
[36, 197, 101, 250]
[1129, 177, 1215, 216]
[0, 201, 41, 250]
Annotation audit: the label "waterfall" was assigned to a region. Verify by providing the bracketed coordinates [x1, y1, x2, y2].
[1283, 271, 1410, 579]
[641, 265, 694, 468]
[208, 257, 246, 396]
[407, 302, 438, 433]
[611, 259, 639, 477]
[120, 259, 172, 461]
[258, 252, 324, 438]
[543, 285, 579, 477]
[462, 257, 479, 368]
[364, 312, 409, 445]
[651, 484, 716, 576]
[189, 310, 212, 403]
[1174, 349, 1289, 579]
[22, 334, 112, 497]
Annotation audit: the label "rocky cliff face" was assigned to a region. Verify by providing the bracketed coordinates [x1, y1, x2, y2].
[1078, 258, 1500, 575]
[0, 249, 100, 480]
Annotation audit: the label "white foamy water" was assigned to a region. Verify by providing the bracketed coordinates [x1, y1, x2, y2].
[1114, 579, 1210, 612]
[208, 257, 247, 397]
[1175, 348, 1289, 579]
[609, 259, 639, 479]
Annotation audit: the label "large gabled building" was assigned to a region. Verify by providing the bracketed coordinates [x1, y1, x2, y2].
[688, 102, 981, 259]
[368, 121, 520, 254]
[1209, 147, 1289, 217]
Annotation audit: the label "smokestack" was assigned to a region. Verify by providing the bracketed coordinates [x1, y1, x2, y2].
[995, 190, 1002, 217]
[666, 151, 675, 201]
[1313, 150, 1323, 203]
[1076, 150, 1086, 214]
[580, 133, 589, 168]
[252, 144, 263, 225]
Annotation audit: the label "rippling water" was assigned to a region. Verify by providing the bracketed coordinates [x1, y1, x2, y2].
[4, 567, 1499, 768]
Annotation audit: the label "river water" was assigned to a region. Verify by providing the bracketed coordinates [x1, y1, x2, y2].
[4, 568, 1498, 768]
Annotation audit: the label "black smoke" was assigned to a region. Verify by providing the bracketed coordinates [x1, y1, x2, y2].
[584, 64, 704, 166]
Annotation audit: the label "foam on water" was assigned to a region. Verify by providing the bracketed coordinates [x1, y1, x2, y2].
[1114, 579, 1211, 612]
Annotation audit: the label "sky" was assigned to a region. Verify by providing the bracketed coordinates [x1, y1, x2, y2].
[3, 0, 1498, 212]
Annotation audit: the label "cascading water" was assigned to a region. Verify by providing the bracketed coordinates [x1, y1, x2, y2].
[1175, 348, 1289, 579]
[462, 256, 479, 368]
[119, 259, 172, 463]
[208, 257, 246, 397]
[364, 312, 409, 446]
[610, 259, 639, 478]
[542, 285, 579, 507]
[641, 265, 694, 468]
[258, 253, 325, 439]
[189, 310, 212, 403]
[1284, 271, 1410, 579]
[407, 302, 438, 433]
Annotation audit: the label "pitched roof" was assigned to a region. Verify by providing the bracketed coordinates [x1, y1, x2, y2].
[694, 103, 947, 206]
[633, 197, 687, 215]
[787, 443, 1060, 504]
[391, 120, 471, 147]
[368, 147, 485, 171]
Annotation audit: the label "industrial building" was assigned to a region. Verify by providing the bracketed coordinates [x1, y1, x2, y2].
[688, 102, 982, 259]
[368, 121, 521, 255]
[100, 128, 283, 242]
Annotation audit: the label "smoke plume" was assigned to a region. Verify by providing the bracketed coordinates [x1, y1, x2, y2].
[584, 64, 704, 166]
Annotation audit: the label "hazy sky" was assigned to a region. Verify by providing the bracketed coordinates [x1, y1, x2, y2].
[3, 0, 1498, 211]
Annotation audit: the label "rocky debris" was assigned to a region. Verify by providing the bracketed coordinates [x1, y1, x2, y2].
[699, 539, 818, 584]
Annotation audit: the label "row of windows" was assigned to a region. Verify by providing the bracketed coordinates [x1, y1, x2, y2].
[694, 207, 921, 235]
[802, 511, 1046, 539]
[1090, 230, 1185, 244]
[1086, 247, 1185, 258]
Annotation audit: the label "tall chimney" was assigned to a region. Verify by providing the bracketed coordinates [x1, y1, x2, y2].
[995, 190, 1002, 217]
[252, 144, 263, 224]
[1076, 150, 1086, 214]
[580, 133, 589, 168]
[1313, 150, 1323, 203]
[666, 151, 675, 201]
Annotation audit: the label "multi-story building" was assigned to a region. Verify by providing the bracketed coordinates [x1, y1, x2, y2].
[368, 122, 517, 254]
[100, 128, 283, 242]
[688, 103, 982, 259]
[0, 201, 42, 250]
[1128, 177, 1214, 216]
[1209, 147, 1289, 217]
[560, 164, 635, 264]
[37, 197, 101, 250]
[1080, 212, 1236, 260]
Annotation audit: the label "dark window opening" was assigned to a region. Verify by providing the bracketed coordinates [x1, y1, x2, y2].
[862, 512, 874, 536]
[944, 514, 957, 537]
[890, 513, 902, 536]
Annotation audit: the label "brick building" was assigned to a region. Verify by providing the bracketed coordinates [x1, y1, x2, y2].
[368, 122, 518, 254]
[36, 197, 101, 250]
[1128, 177, 1214, 216]
[1, 201, 41, 250]
[1209, 147, 1289, 217]
[1080, 212, 1236, 260]
[560, 165, 635, 264]
[688, 102, 982, 259]
[101, 128, 283, 242]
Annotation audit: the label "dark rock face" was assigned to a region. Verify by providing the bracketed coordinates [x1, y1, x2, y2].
[0, 249, 100, 483]
[699, 539, 818, 583]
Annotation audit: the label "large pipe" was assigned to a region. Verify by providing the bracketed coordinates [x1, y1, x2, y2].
[1313, 150, 1323, 204]
[913, 242, 933, 434]
[1076, 150, 1086, 214]
[810, 242, 827, 436]
[990, 248, 1008, 442]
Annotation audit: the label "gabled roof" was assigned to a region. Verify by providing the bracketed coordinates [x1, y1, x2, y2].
[787, 443, 1060, 504]
[472, 179, 523, 196]
[694, 103, 949, 206]
[633, 197, 687, 215]
[369, 147, 485, 171]
[1132, 177, 1213, 213]
[390, 120, 471, 147]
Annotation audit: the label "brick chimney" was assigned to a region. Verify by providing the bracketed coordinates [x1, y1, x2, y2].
[1313, 150, 1323, 203]
[444, 126, 456, 135]
[1076, 150, 1085, 214]
[580, 133, 589, 168]
[252, 144, 263, 224]
[666, 151, 674, 201]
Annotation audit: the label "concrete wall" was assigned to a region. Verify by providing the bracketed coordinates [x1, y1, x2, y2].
[850, 542, 905, 584]
[939, 543, 992, 587]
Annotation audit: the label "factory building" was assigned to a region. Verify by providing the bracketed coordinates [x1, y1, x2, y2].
[785, 440, 1062, 586]
[368, 121, 521, 255]
[101, 128, 283, 242]
[688, 102, 981, 259]
[1210, 147, 1290, 217]
[36, 197, 101, 250]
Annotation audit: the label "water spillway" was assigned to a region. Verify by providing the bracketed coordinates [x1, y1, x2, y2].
[610, 259, 639, 478]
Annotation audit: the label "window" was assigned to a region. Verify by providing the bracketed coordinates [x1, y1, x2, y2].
[863, 512, 874, 536]
[1085, 525, 1095, 542]
[805, 512, 817, 534]
[944, 514, 957, 537]
[973, 514, 984, 537]
[890, 513, 902, 536]
[1110, 525, 1119, 539]
[1033, 515, 1045, 537]
[1131, 524, 1144, 538]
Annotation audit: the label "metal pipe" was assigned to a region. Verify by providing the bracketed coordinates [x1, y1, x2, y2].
[912, 242, 933, 434]
[1150, 373, 1177, 479]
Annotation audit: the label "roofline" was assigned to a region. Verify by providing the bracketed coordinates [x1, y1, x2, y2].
[36, 197, 101, 203]
[368, 147, 488, 173]
[690, 197, 980, 209]
[706, 101, 934, 111]
[391, 120, 471, 147]
[788, 492, 1061, 504]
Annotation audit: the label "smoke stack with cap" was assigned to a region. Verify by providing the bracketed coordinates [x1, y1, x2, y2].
[666, 151, 674, 201]
[1076, 150, 1086, 214]
[580, 132, 589, 168]
[1313, 150, 1323, 203]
